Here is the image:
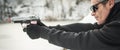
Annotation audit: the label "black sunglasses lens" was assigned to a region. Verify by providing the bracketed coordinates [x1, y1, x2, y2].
[90, 5, 98, 12]
[93, 6, 97, 12]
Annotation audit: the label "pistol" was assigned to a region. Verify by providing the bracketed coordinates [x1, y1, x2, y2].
[11, 16, 40, 24]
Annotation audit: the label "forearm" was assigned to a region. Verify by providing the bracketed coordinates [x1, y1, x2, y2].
[49, 23, 95, 32]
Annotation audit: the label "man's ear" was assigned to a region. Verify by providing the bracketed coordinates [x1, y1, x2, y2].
[108, 0, 115, 8]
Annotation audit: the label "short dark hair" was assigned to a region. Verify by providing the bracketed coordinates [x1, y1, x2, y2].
[115, 0, 120, 3]
[100, 0, 120, 3]
[99, 0, 108, 4]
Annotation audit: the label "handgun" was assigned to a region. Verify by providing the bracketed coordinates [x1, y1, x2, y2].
[11, 16, 40, 24]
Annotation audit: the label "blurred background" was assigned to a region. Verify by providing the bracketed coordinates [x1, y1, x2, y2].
[0, 0, 96, 50]
[0, 0, 93, 22]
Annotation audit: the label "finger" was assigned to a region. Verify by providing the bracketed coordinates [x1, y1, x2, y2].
[31, 21, 37, 24]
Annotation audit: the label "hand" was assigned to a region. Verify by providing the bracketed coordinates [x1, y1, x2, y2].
[24, 24, 50, 39]
[25, 24, 41, 39]
[23, 20, 46, 32]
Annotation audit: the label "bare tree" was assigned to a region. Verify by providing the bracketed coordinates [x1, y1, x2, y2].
[60, 0, 66, 19]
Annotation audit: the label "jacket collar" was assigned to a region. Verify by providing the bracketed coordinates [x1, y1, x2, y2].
[105, 2, 120, 24]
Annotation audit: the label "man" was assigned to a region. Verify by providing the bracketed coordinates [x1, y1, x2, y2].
[25, 0, 120, 50]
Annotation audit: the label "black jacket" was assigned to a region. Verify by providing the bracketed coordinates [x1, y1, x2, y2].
[26, 2, 120, 50]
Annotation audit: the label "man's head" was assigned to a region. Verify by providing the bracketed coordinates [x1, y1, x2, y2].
[90, 0, 115, 25]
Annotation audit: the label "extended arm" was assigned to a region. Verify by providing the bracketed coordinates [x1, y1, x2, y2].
[26, 21, 120, 50]
[49, 23, 95, 32]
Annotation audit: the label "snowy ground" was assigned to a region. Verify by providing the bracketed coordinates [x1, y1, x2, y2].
[0, 15, 96, 50]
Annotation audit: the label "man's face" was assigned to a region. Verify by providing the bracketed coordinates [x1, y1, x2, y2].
[91, 0, 114, 25]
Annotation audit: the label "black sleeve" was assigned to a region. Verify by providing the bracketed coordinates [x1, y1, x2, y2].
[26, 21, 120, 49]
[49, 23, 95, 32]
[48, 21, 120, 49]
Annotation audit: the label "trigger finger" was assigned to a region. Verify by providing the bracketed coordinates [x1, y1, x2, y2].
[31, 21, 37, 24]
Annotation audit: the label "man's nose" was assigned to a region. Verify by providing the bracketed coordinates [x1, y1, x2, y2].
[91, 12, 95, 16]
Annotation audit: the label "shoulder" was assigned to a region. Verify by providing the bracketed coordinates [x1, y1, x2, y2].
[105, 20, 120, 26]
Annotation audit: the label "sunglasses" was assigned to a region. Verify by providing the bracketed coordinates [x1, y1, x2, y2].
[90, 2, 102, 12]
[90, 0, 108, 12]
